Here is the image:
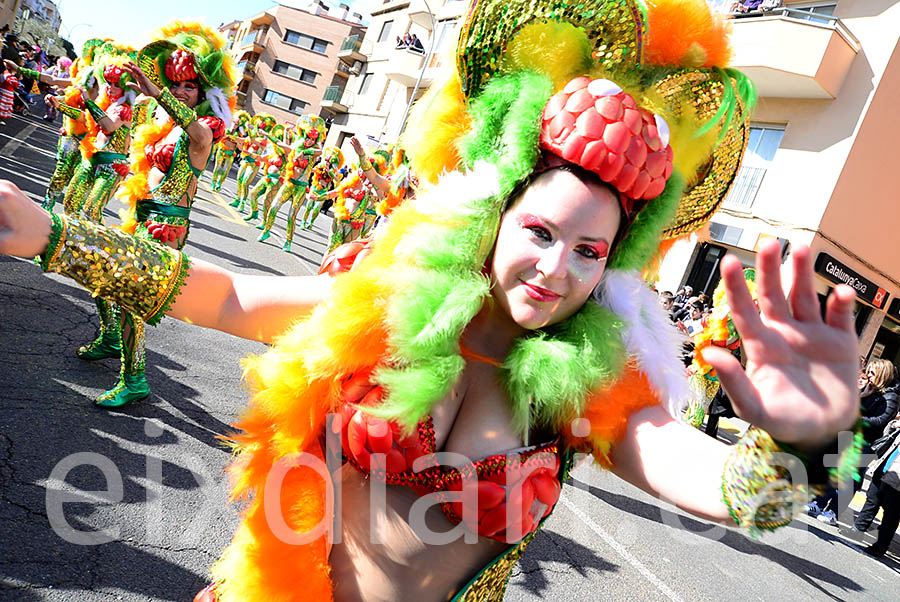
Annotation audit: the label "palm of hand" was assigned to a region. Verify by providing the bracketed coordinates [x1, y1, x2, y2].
[704, 242, 860, 450]
[739, 314, 859, 447]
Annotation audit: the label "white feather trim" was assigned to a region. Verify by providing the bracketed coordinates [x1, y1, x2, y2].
[205, 87, 232, 129]
[594, 269, 692, 418]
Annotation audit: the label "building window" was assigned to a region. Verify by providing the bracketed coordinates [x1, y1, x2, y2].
[378, 20, 393, 43]
[723, 125, 785, 209]
[273, 60, 318, 85]
[358, 73, 374, 95]
[792, 3, 837, 24]
[263, 89, 309, 114]
[284, 30, 329, 54]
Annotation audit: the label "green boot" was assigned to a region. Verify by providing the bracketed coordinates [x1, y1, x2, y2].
[229, 197, 241, 207]
[95, 372, 150, 409]
[243, 210, 258, 221]
[76, 333, 121, 360]
[282, 240, 292, 253]
[257, 230, 271, 242]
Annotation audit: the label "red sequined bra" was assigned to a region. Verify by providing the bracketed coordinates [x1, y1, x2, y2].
[332, 371, 564, 544]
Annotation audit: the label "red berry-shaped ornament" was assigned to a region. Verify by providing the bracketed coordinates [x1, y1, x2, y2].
[540, 77, 674, 202]
[164, 49, 200, 83]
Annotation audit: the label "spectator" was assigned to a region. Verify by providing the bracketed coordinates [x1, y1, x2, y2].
[760, 0, 783, 11]
[409, 33, 425, 53]
[673, 285, 692, 307]
[730, 0, 763, 13]
[808, 360, 899, 526]
[396, 35, 405, 48]
[697, 293, 710, 311]
[680, 301, 705, 336]
[853, 415, 900, 556]
[659, 290, 674, 313]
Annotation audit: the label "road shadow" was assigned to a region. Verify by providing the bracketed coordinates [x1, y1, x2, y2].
[510, 529, 620, 597]
[567, 476, 865, 601]
[188, 240, 284, 275]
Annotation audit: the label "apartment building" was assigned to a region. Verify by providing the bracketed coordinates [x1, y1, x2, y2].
[656, 1, 900, 364]
[0, 0, 21, 31]
[323, 0, 468, 152]
[17, 0, 60, 31]
[219, 1, 366, 124]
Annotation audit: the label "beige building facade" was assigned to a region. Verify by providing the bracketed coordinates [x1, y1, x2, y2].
[0, 0, 21, 33]
[323, 0, 468, 154]
[219, 1, 366, 124]
[657, 0, 900, 364]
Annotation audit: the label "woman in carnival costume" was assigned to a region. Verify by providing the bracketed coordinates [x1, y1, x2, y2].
[82, 21, 235, 408]
[4, 41, 105, 210]
[210, 109, 249, 191]
[245, 122, 291, 224]
[0, 0, 865, 599]
[683, 269, 757, 428]
[326, 138, 392, 253]
[231, 112, 274, 211]
[301, 145, 344, 230]
[258, 114, 326, 251]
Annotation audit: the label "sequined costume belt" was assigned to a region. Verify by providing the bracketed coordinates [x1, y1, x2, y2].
[91, 151, 129, 165]
[136, 200, 191, 222]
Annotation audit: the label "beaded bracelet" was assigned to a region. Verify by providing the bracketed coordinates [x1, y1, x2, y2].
[359, 156, 374, 171]
[721, 427, 810, 537]
[84, 99, 109, 123]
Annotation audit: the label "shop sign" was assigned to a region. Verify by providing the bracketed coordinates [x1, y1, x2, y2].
[888, 298, 900, 324]
[814, 253, 889, 310]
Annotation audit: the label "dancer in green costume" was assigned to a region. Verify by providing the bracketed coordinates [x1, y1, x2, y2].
[258, 114, 325, 251]
[210, 110, 247, 191]
[301, 145, 343, 230]
[231, 112, 274, 211]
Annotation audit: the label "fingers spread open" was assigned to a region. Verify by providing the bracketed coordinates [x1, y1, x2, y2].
[825, 284, 855, 333]
[788, 245, 821, 323]
[755, 239, 791, 323]
[721, 254, 762, 340]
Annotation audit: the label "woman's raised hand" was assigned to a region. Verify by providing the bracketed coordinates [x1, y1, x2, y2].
[702, 240, 860, 451]
[349, 136, 365, 158]
[122, 61, 160, 99]
[0, 180, 53, 258]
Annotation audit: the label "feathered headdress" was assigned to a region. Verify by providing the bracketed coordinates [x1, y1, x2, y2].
[136, 21, 238, 128]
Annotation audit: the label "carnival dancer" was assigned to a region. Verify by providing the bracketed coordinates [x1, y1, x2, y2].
[0, 64, 18, 124]
[6, 41, 108, 209]
[231, 112, 273, 211]
[79, 21, 235, 407]
[300, 145, 344, 230]
[324, 137, 389, 253]
[210, 109, 248, 191]
[258, 114, 325, 251]
[244, 123, 289, 223]
[0, 1, 865, 600]
[683, 270, 758, 428]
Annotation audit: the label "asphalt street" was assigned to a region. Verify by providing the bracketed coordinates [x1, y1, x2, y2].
[1, 110, 899, 601]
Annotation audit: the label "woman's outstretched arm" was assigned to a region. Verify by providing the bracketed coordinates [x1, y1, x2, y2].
[0, 180, 331, 343]
[611, 240, 860, 526]
[169, 257, 332, 343]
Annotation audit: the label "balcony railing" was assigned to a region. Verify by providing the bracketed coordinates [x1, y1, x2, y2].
[323, 86, 344, 102]
[341, 35, 361, 52]
[722, 166, 767, 209]
[729, 9, 859, 99]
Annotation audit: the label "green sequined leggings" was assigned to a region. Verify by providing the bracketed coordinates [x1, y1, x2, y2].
[262, 180, 308, 245]
[118, 224, 188, 377]
[211, 149, 235, 190]
[235, 159, 259, 203]
[80, 163, 124, 224]
[63, 159, 94, 216]
[44, 135, 81, 211]
[249, 177, 280, 217]
[301, 187, 327, 229]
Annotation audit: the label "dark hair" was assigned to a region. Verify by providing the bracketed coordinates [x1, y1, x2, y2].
[504, 163, 630, 254]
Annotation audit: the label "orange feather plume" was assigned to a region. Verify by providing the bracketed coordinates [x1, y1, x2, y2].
[644, 0, 733, 68]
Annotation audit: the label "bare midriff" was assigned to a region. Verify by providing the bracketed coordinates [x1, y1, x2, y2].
[329, 358, 530, 602]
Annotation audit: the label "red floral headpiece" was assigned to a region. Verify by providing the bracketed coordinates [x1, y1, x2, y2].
[164, 49, 200, 83]
[540, 77, 674, 218]
[103, 64, 124, 85]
